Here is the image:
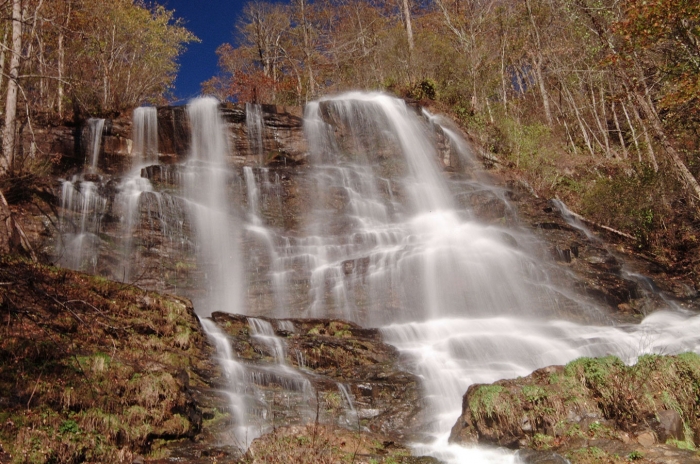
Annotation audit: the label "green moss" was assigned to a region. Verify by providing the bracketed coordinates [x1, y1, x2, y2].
[522, 385, 548, 403]
[0, 259, 205, 463]
[469, 385, 510, 420]
[667, 438, 696, 451]
[530, 433, 554, 450]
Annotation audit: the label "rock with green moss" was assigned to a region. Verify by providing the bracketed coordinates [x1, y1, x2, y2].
[209, 312, 422, 441]
[450, 354, 700, 463]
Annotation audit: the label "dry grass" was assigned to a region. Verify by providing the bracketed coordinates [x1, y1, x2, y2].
[0, 257, 212, 463]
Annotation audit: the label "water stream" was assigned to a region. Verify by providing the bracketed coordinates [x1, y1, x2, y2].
[87, 118, 105, 171]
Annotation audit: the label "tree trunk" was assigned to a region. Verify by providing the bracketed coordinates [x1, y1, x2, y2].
[402, 0, 414, 52]
[611, 100, 628, 159]
[0, 28, 9, 112]
[58, 2, 71, 118]
[631, 90, 700, 198]
[533, 57, 553, 125]
[2, 0, 23, 175]
[299, 0, 315, 100]
[524, 0, 552, 125]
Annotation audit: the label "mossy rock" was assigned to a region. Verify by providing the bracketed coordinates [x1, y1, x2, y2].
[450, 354, 700, 462]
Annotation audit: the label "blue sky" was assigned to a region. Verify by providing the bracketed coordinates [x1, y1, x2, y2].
[164, 0, 248, 103]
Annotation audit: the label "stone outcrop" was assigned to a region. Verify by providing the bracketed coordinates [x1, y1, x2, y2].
[449, 354, 700, 463]
[154, 103, 306, 165]
[210, 312, 422, 441]
[16, 103, 305, 177]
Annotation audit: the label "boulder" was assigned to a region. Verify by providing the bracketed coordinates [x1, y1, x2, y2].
[450, 354, 700, 462]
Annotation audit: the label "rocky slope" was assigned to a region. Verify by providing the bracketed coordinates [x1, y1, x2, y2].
[0, 258, 214, 463]
[0, 257, 426, 463]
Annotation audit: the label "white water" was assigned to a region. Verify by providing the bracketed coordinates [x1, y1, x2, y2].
[57, 118, 108, 271]
[87, 118, 105, 171]
[132, 107, 158, 171]
[56, 176, 107, 272]
[199, 318, 256, 447]
[184, 97, 243, 316]
[246, 103, 264, 163]
[54, 93, 700, 462]
[285, 92, 700, 462]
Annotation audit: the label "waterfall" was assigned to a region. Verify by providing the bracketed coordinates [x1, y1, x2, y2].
[246, 103, 264, 163]
[290, 92, 700, 462]
[132, 106, 158, 171]
[112, 107, 161, 282]
[184, 97, 243, 317]
[199, 318, 256, 447]
[56, 176, 107, 272]
[87, 118, 105, 171]
[50, 92, 700, 463]
[243, 166, 261, 225]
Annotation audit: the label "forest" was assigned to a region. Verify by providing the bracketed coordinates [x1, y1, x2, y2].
[0, 0, 195, 174]
[0, 0, 698, 264]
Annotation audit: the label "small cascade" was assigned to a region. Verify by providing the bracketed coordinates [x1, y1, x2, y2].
[115, 107, 161, 282]
[244, 317, 315, 430]
[56, 118, 107, 272]
[550, 198, 599, 241]
[87, 118, 105, 171]
[422, 108, 476, 169]
[242, 166, 288, 317]
[199, 318, 257, 447]
[246, 103, 264, 163]
[131, 107, 158, 171]
[243, 166, 261, 225]
[246, 317, 315, 391]
[56, 176, 107, 272]
[248, 318, 286, 363]
[336, 383, 358, 428]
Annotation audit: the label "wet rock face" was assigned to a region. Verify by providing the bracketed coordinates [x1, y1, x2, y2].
[19, 100, 694, 322]
[449, 354, 700, 462]
[152, 103, 307, 165]
[466, 180, 699, 317]
[209, 312, 422, 440]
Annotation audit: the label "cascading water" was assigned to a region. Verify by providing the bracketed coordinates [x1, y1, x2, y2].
[184, 97, 243, 316]
[199, 318, 254, 446]
[52, 92, 700, 462]
[235, 92, 700, 462]
[246, 103, 264, 163]
[87, 118, 105, 171]
[254, 93, 574, 327]
[56, 118, 108, 272]
[131, 107, 158, 170]
[56, 177, 107, 272]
